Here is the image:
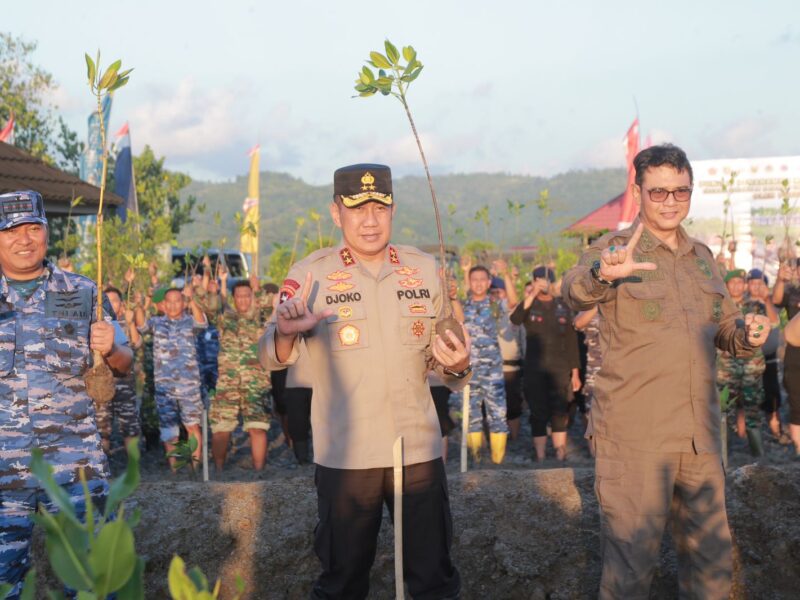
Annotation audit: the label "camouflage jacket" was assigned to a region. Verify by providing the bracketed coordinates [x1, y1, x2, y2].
[462, 297, 504, 364]
[144, 314, 205, 388]
[208, 298, 265, 374]
[0, 262, 117, 488]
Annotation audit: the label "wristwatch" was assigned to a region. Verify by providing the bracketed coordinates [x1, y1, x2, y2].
[590, 260, 612, 286]
[444, 365, 472, 379]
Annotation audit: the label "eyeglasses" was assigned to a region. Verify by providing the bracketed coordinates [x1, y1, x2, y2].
[646, 187, 693, 202]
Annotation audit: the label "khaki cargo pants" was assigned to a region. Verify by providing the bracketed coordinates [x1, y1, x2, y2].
[594, 437, 732, 599]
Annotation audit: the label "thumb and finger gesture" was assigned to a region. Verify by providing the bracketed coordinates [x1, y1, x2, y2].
[599, 224, 658, 282]
[744, 313, 771, 347]
[276, 271, 333, 337]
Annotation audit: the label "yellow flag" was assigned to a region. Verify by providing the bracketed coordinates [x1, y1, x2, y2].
[240, 145, 260, 255]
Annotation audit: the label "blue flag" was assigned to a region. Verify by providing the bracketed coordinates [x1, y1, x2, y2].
[80, 94, 113, 185]
[113, 122, 138, 222]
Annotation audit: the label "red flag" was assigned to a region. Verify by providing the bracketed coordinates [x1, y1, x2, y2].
[114, 122, 130, 138]
[0, 112, 14, 143]
[618, 119, 640, 227]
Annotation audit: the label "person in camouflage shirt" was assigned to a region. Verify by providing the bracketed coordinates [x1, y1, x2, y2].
[95, 287, 142, 457]
[716, 269, 771, 455]
[0, 191, 133, 598]
[199, 274, 271, 471]
[138, 286, 207, 468]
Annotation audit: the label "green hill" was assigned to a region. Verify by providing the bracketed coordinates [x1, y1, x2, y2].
[178, 168, 627, 255]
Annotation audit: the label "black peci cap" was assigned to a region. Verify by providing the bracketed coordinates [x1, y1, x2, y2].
[334, 164, 393, 208]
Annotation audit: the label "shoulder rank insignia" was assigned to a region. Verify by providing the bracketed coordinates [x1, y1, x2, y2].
[328, 281, 355, 293]
[398, 277, 423, 289]
[388, 246, 400, 265]
[338, 323, 360, 346]
[395, 266, 419, 276]
[327, 270, 352, 281]
[339, 247, 356, 267]
[279, 279, 301, 303]
[411, 319, 426, 338]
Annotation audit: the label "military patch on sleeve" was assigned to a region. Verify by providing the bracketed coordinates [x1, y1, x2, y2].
[695, 257, 713, 279]
[45, 289, 92, 320]
[279, 279, 301, 304]
[712, 298, 723, 323]
[642, 300, 662, 321]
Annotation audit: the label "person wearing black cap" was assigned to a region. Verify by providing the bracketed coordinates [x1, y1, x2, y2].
[510, 265, 581, 461]
[0, 190, 133, 597]
[260, 164, 470, 599]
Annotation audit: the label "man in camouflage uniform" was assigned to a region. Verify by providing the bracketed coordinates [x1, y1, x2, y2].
[716, 269, 768, 455]
[453, 265, 508, 463]
[199, 276, 270, 471]
[574, 306, 602, 414]
[0, 191, 132, 598]
[95, 286, 142, 457]
[138, 286, 206, 467]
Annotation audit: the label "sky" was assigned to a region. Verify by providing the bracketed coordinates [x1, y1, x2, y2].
[5, 0, 800, 184]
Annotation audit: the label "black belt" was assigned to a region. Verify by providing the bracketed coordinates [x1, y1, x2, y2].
[503, 359, 522, 367]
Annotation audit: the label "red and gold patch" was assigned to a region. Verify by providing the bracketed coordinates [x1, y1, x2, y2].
[338, 306, 353, 319]
[338, 323, 360, 346]
[279, 278, 301, 303]
[388, 246, 400, 265]
[398, 277, 423, 289]
[328, 281, 355, 292]
[327, 270, 353, 281]
[408, 303, 427, 314]
[395, 266, 419, 276]
[339, 247, 356, 267]
[411, 320, 426, 338]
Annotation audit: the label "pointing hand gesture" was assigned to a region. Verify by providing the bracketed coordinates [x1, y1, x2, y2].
[599, 224, 658, 282]
[276, 271, 334, 337]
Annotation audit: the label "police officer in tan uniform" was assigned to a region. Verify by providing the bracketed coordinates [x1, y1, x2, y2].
[562, 145, 771, 599]
[259, 164, 471, 600]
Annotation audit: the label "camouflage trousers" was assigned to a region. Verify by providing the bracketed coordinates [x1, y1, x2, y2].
[209, 371, 271, 434]
[95, 374, 142, 442]
[717, 352, 765, 429]
[155, 380, 204, 443]
[0, 479, 107, 600]
[461, 361, 507, 434]
[584, 363, 602, 412]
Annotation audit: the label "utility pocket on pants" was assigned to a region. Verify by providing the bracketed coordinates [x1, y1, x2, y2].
[595, 457, 625, 509]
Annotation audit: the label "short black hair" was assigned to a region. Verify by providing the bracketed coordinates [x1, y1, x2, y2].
[262, 282, 280, 294]
[634, 143, 693, 187]
[164, 287, 183, 299]
[231, 280, 252, 294]
[104, 286, 123, 301]
[468, 265, 491, 278]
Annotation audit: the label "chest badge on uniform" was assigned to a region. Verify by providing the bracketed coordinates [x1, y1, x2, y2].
[398, 277, 423, 289]
[338, 323, 360, 346]
[409, 303, 427, 314]
[328, 281, 355, 292]
[327, 270, 352, 281]
[388, 246, 400, 265]
[411, 319, 426, 338]
[338, 306, 353, 319]
[695, 258, 713, 279]
[642, 300, 661, 321]
[395, 266, 419, 276]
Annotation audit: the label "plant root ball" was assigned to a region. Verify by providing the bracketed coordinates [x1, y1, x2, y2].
[85, 360, 115, 405]
[435, 316, 465, 350]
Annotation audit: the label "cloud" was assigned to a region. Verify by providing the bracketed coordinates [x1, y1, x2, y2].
[774, 27, 800, 45]
[129, 78, 242, 158]
[698, 116, 779, 157]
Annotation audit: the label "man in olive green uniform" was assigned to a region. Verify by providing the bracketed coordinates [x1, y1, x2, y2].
[260, 164, 471, 600]
[562, 145, 771, 599]
[200, 279, 270, 471]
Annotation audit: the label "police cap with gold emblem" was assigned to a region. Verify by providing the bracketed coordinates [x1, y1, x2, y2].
[334, 164, 393, 208]
[0, 190, 47, 231]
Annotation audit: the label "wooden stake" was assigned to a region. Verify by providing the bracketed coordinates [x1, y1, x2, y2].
[393, 436, 404, 600]
[461, 385, 470, 474]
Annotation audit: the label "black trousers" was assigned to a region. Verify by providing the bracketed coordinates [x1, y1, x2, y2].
[524, 368, 570, 436]
[311, 459, 460, 600]
[504, 370, 524, 420]
[429, 386, 455, 436]
[270, 369, 288, 416]
[286, 387, 312, 443]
